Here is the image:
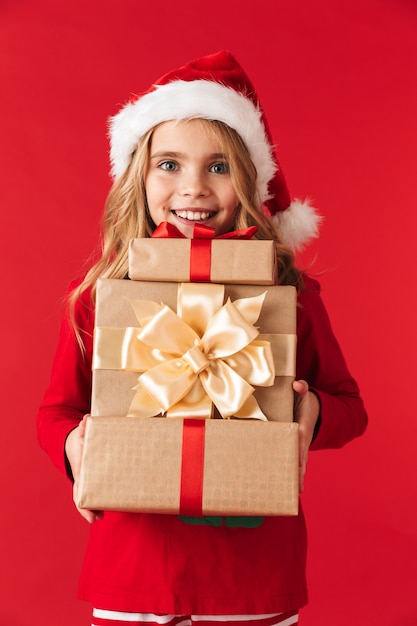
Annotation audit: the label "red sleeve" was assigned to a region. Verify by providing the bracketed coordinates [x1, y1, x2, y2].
[296, 275, 368, 450]
[36, 282, 94, 478]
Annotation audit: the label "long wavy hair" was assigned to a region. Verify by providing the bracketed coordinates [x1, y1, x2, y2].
[69, 118, 303, 347]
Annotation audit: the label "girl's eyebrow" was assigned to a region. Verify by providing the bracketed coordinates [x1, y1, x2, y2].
[150, 151, 227, 159]
[150, 151, 184, 159]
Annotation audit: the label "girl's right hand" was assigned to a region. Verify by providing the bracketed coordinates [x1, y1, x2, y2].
[65, 415, 103, 524]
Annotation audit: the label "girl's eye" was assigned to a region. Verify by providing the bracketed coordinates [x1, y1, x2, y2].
[159, 160, 178, 171]
[210, 162, 229, 174]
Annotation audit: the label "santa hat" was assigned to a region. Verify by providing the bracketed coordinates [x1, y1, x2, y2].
[109, 50, 321, 250]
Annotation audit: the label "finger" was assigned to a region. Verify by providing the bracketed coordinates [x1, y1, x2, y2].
[298, 437, 308, 469]
[298, 435, 307, 493]
[299, 464, 305, 494]
[293, 379, 309, 396]
[298, 449, 308, 493]
[78, 414, 89, 438]
[73, 481, 103, 524]
[78, 507, 103, 524]
[298, 429, 309, 493]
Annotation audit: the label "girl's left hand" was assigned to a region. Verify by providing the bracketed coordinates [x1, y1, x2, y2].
[293, 379, 320, 493]
[66, 415, 103, 524]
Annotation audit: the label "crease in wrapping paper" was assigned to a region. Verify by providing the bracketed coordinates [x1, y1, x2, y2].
[91, 279, 297, 422]
[128, 238, 276, 285]
[78, 417, 299, 516]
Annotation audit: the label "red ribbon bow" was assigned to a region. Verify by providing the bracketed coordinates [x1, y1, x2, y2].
[152, 222, 258, 281]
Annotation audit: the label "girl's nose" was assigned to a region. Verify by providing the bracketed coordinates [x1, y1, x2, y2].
[180, 170, 209, 197]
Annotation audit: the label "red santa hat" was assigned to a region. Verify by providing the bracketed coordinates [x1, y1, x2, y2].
[109, 50, 321, 250]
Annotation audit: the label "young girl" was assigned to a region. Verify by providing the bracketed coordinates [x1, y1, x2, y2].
[37, 51, 367, 625]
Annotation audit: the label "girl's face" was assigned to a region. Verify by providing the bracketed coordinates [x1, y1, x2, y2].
[144, 119, 239, 238]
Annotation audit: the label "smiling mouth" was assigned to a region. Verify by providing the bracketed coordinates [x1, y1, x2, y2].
[173, 210, 216, 221]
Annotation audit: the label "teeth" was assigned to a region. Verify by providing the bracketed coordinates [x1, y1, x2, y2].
[174, 210, 214, 221]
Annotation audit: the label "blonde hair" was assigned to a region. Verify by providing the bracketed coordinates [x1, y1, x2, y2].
[69, 118, 302, 346]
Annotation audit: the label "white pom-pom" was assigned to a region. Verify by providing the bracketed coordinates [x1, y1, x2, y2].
[271, 199, 323, 251]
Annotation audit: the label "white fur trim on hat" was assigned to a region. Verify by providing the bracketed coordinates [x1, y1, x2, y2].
[109, 79, 277, 203]
[271, 198, 323, 251]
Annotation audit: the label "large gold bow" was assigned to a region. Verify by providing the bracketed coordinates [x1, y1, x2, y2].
[94, 283, 276, 420]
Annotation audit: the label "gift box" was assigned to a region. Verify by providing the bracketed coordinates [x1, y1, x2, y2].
[128, 237, 276, 284]
[78, 416, 299, 516]
[91, 278, 297, 422]
[81, 277, 299, 516]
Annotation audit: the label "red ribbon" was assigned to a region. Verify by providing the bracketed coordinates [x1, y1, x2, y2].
[179, 419, 206, 516]
[152, 222, 258, 282]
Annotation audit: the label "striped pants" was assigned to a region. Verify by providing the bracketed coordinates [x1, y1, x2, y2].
[91, 610, 299, 626]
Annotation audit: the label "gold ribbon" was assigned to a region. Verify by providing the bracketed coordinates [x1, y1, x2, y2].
[94, 283, 295, 420]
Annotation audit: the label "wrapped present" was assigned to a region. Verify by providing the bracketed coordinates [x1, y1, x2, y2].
[80, 278, 299, 516]
[78, 416, 299, 516]
[128, 223, 276, 285]
[91, 278, 297, 422]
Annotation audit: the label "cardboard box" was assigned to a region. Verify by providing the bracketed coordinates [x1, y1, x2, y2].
[78, 416, 299, 516]
[128, 238, 276, 284]
[91, 278, 297, 422]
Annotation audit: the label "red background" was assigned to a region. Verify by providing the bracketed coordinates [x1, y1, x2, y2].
[1, 1, 416, 624]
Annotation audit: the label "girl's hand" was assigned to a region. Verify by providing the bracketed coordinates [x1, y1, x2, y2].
[65, 415, 103, 524]
[293, 380, 320, 494]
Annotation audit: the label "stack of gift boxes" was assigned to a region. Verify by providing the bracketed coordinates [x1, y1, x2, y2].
[78, 229, 299, 517]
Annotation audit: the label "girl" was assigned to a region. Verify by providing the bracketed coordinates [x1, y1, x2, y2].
[37, 51, 367, 625]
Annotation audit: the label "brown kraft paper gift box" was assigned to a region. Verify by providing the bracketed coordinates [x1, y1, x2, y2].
[78, 277, 299, 516]
[90, 278, 297, 421]
[128, 237, 276, 285]
[78, 416, 299, 516]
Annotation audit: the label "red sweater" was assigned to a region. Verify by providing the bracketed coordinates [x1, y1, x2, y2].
[37, 275, 367, 614]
